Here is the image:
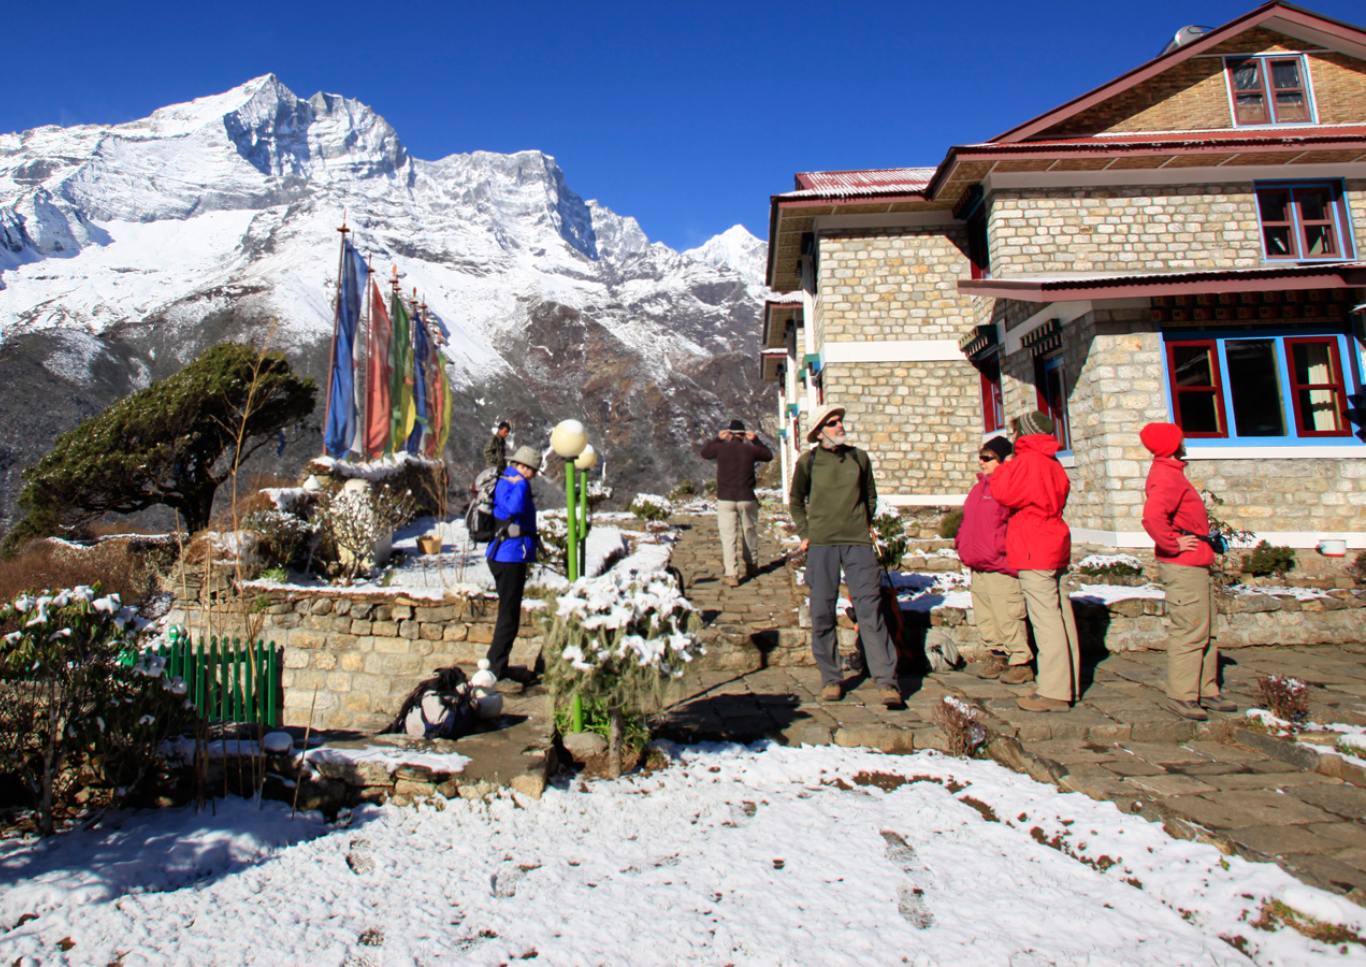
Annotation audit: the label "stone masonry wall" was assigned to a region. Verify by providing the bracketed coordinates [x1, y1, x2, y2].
[823, 360, 981, 498]
[987, 181, 1366, 278]
[817, 226, 974, 341]
[1045, 29, 1365, 136]
[167, 586, 542, 733]
[999, 307, 1366, 540]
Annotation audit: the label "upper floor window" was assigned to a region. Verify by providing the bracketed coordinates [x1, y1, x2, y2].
[1034, 354, 1072, 451]
[1163, 330, 1360, 442]
[1225, 54, 1314, 126]
[1256, 182, 1355, 262]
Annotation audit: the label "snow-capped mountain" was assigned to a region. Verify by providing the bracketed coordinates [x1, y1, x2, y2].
[0, 75, 772, 525]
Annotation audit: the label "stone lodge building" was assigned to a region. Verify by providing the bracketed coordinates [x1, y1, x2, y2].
[761, 1, 1366, 550]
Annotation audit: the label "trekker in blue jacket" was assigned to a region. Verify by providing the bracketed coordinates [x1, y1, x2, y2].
[485, 445, 541, 679]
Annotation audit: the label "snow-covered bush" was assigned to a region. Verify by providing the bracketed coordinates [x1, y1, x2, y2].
[1254, 674, 1309, 725]
[542, 568, 700, 776]
[628, 493, 673, 523]
[0, 587, 191, 834]
[933, 696, 987, 757]
[242, 509, 316, 571]
[312, 485, 415, 580]
[537, 513, 568, 571]
[1076, 554, 1145, 581]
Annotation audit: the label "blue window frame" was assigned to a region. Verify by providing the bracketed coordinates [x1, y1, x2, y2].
[1255, 181, 1356, 263]
[1224, 54, 1316, 126]
[1161, 327, 1364, 446]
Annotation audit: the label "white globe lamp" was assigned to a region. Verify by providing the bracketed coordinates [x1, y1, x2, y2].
[574, 444, 598, 471]
[550, 419, 588, 459]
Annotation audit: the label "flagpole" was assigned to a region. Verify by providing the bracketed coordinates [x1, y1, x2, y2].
[321, 216, 350, 457]
[360, 254, 373, 459]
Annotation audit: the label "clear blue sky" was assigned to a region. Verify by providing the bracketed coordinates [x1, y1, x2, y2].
[5, 0, 1362, 250]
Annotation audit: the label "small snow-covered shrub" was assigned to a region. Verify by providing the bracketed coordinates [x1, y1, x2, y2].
[1076, 554, 1145, 581]
[242, 509, 316, 571]
[937, 509, 963, 540]
[538, 513, 568, 571]
[1241, 541, 1296, 578]
[872, 510, 910, 570]
[0, 587, 191, 834]
[933, 696, 987, 757]
[629, 493, 673, 523]
[1254, 674, 1309, 724]
[586, 482, 613, 510]
[312, 486, 415, 580]
[542, 568, 700, 777]
[667, 480, 697, 501]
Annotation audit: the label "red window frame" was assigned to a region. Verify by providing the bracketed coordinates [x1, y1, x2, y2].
[1165, 340, 1228, 438]
[1285, 336, 1350, 437]
[1033, 355, 1071, 450]
[1226, 55, 1313, 126]
[1256, 183, 1351, 261]
[978, 357, 1004, 433]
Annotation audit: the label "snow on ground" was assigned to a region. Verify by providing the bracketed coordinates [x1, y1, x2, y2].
[1, 743, 1359, 965]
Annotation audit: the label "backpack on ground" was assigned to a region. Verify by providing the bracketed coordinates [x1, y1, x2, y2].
[465, 467, 502, 543]
[385, 666, 478, 739]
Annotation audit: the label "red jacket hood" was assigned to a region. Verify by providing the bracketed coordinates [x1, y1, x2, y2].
[1014, 433, 1061, 457]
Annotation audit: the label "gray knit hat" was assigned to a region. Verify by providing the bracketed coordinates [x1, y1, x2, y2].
[1014, 411, 1056, 438]
[508, 446, 542, 471]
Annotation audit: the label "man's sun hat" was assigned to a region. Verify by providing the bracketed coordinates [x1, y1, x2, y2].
[806, 403, 847, 443]
[509, 445, 541, 471]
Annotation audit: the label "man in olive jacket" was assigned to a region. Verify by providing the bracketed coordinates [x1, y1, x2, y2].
[789, 404, 901, 708]
[483, 421, 511, 473]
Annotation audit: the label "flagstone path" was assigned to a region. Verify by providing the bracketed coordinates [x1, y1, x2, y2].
[661, 510, 1366, 903]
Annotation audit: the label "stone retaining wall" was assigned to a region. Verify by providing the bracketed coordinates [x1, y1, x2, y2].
[167, 586, 543, 733]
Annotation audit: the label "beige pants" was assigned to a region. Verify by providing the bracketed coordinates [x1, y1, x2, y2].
[970, 570, 1030, 665]
[1159, 563, 1218, 702]
[717, 500, 759, 578]
[1019, 569, 1081, 703]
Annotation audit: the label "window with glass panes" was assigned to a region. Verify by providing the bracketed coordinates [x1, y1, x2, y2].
[1256, 182, 1353, 261]
[1163, 330, 1358, 441]
[1225, 55, 1313, 126]
[1033, 355, 1071, 450]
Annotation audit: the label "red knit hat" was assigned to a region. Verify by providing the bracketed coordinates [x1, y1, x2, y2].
[1140, 422, 1184, 458]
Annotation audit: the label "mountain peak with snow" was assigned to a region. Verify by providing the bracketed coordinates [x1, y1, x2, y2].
[683, 224, 765, 283]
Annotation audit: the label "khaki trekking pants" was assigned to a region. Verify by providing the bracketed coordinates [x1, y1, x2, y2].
[1158, 563, 1217, 702]
[717, 500, 759, 578]
[1019, 569, 1080, 703]
[970, 569, 1030, 665]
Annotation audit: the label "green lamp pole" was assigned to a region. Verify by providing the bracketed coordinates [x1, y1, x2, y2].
[551, 420, 591, 733]
[574, 444, 597, 576]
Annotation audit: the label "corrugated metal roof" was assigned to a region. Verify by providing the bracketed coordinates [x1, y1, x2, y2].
[782, 167, 936, 199]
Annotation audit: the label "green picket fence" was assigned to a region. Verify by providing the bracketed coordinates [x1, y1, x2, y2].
[150, 633, 282, 727]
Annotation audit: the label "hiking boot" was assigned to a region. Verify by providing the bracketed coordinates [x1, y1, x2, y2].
[974, 656, 1007, 680]
[1200, 694, 1237, 713]
[1000, 665, 1036, 685]
[722, 575, 739, 588]
[879, 685, 902, 709]
[820, 682, 844, 702]
[1016, 693, 1071, 713]
[1169, 699, 1209, 721]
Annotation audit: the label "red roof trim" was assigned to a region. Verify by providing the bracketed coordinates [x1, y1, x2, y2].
[991, 2, 1366, 144]
[957, 263, 1366, 302]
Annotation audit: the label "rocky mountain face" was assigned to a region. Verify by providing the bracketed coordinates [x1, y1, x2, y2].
[0, 75, 774, 529]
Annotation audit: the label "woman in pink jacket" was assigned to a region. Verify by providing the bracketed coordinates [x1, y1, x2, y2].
[990, 411, 1080, 712]
[956, 436, 1032, 684]
[1140, 422, 1236, 721]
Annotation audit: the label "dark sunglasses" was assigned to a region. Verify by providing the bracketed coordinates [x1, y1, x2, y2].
[822, 417, 844, 428]
[978, 454, 999, 463]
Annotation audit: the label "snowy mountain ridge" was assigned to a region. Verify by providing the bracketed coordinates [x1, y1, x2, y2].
[0, 74, 772, 524]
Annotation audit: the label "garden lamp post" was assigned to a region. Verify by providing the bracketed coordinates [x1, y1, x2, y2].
[550, 419, 589, 580]
[574, 444, 598, 573]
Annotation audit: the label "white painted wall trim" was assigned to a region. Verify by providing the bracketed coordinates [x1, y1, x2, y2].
[1185, 445, 1366, 460]
[984, 162, 1366, 194]
[813, 211, 958, 232]
[883, 494, 967, 507]
[1071, 528, 1366, 549]
[822, 340, 964, 363]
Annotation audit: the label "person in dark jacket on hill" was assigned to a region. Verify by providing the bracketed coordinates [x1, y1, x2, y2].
[788, 403, 901, 709]
[1140, 422, 1236, 721]
[957, 436, 1031, 683]
[700, 419, 773, 587]
[483, 421, 511, 473]
[485, 444, 540, 680]
[990, 411, 1080, 713]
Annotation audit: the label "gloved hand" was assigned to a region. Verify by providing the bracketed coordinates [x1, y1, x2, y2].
[506, 522, 522, 537]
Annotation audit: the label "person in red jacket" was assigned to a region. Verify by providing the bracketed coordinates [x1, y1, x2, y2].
[956, 436, 1032, 683]
[1140, 422, 1237, 721]
[990, 411, 1080, 712]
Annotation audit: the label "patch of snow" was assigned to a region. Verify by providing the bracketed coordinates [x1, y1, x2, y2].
[303, 745, 469, 775]
[1070, 583, 1167, 605]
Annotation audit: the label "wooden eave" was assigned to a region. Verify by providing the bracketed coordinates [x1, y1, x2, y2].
[761, 301, 802, 349]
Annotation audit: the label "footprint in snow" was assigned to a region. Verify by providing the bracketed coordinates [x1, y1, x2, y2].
[881, 830, 933, 929]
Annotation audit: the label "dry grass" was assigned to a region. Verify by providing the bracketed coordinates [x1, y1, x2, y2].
[1251, 899, 1364, 947]
[0, 537, 175, 608]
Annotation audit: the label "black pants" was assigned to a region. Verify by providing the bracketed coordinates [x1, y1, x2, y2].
[487, 560, 528, 678]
